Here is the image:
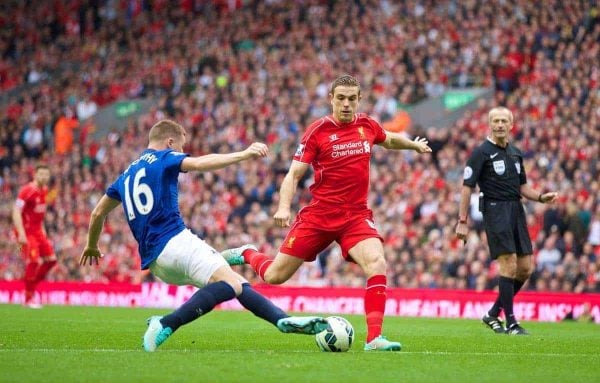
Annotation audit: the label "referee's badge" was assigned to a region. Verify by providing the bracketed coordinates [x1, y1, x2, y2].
[493, 160, 505, 175]
[515, 162, 521, 174]
[463, 166, 473, 180]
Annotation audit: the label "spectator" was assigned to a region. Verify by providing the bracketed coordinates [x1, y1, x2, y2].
[54, 109, 79, 156]
[537, 236, 563, 273]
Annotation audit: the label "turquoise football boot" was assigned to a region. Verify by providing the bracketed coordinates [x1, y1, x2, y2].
[143, 316, 173, 352]
[277, 316, 329, 335]
[220, 244, 257, 266]
[363, 335, 402, 351]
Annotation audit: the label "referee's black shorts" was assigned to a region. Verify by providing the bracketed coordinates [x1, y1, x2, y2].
[482, 199, 533, 259]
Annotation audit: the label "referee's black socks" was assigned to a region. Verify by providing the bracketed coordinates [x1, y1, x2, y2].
[498, 276, 517, 326]
[489, 278, 525, 318]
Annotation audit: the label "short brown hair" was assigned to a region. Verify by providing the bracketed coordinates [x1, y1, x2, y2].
[330, 75, 361, 95]
[148, 119, 185, 143]
[35, 163, 50, 171]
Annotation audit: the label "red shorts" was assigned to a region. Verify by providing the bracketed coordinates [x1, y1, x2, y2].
[21, 234, 54, 262]
[279, 206, 383, 262]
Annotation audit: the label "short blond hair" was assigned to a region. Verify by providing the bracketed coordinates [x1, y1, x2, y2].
[488, 107, 513, 124]
[148, 119, 185, 143]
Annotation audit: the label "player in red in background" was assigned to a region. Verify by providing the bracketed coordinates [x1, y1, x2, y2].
[12, 164, 57, 308]
[222, 75, 432, 351]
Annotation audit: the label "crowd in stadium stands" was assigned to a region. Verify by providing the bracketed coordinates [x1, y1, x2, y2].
[1, 0, 599, 293]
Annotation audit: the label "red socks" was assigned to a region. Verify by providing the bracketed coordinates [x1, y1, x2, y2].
[24, 259, 56, 303]
[365, 275, 387, 343]
[24, 261, 40, 303]
[243, 249, 273, 281]
[35, 260, 56, 284]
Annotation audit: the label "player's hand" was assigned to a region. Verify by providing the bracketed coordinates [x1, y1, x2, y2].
[540, 192, 558, 204]
[79, 247, 104, 266]
[455, 221, 468, 243]
[274, 208, 291, 227]
[413, 137, 432, 154]
[244, 143, 269, 159]
[17, 232, 28, 245]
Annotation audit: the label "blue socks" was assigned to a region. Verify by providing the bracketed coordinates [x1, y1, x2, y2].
[158, 282, 287, 332]
[236, 283, 288, 326]
[160, 281, 236, 332]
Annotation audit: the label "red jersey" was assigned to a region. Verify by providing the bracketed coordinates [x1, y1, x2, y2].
[293, 113, 387, 208]
[15, 182, 48, 235]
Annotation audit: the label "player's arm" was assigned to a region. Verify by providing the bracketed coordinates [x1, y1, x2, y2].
[455, 185, 473, 242]
[11, 199, 27, 244]
[379, 131, 432, 153]
[181, 143, 268, 172]
[41, 215, 49, 238]
[80, 195, 121, 266]
[456, 147, 485, 243]
[274, 160, 309, 227]
[520, 184, 558, 204]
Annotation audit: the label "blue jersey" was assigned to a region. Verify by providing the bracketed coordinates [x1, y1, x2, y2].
[107, 149, 188, 269]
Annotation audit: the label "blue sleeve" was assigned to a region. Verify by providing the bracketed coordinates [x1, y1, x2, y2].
[164, 151, 189, 175]
[106, 178, 122, 201]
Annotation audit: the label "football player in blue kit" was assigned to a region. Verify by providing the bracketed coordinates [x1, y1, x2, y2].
[80, 119, 327, 352]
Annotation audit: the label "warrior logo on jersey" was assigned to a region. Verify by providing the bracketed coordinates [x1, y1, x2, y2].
[295, 144, 305, 157]
[358, 127, 365, 139]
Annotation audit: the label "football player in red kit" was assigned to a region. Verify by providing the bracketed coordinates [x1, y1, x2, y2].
[222, 75, 431, 351]
[12, 164, 56, 308]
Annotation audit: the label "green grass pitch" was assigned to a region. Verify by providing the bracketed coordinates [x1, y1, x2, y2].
[1, 304, 598, 383]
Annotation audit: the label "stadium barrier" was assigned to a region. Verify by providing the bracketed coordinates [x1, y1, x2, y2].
[1, 281, 598, 323]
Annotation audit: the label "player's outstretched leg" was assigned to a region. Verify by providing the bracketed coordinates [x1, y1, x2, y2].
[363, 335, 402, 351]
[482, 313, 506, 334]
[277, 316, 329, 334]
[220, 244, 257, 265]
[235, 283, 327, 335]
[506, 323, 530, 335]
[143, 316, 173, 352]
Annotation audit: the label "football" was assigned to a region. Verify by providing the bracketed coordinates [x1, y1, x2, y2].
[315, 316, 355, 352]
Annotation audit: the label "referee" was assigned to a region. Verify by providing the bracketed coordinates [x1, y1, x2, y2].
[455, 107, 558, 335]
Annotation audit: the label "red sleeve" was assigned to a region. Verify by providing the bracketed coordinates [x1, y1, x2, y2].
[366, 114, 387, 144]
[17, 184, 34, 203]
[293, 118, 326, 163]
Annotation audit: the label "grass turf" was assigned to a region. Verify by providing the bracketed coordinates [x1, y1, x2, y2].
[1, 304, 598, 383]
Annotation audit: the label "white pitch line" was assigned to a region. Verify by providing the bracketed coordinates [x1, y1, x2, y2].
[0, 349, 597, 357]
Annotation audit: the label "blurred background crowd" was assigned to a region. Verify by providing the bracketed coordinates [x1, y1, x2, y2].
[1, 0, 599, 293]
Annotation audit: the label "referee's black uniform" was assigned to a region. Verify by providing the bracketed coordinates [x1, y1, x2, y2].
[463, 138, 532, 258]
